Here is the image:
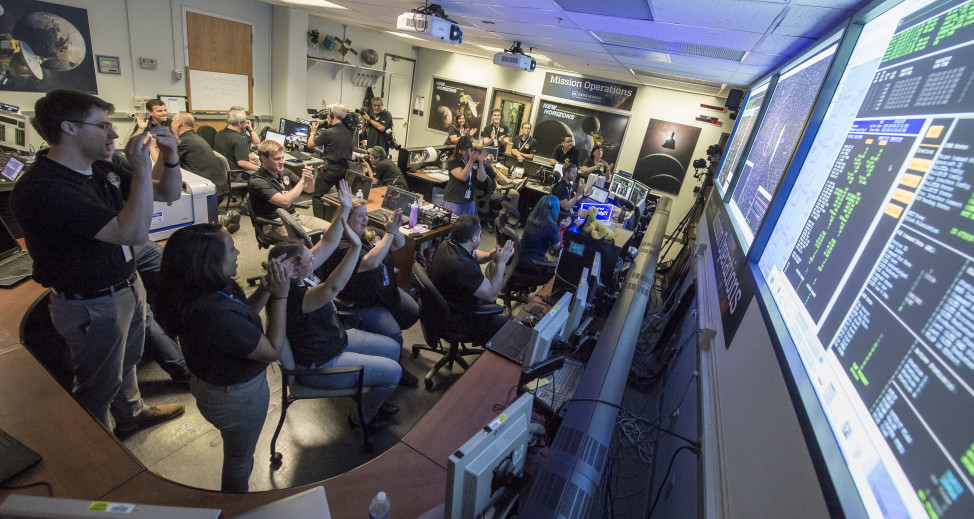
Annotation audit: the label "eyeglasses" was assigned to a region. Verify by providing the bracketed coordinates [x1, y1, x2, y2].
[68, 121, 117, 133]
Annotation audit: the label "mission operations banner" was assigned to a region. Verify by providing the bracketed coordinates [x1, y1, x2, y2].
[542, 72, 637, 111]
[704, 195, 754, 346]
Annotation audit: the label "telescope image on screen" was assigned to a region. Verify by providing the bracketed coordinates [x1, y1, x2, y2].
[728, 41, 839, 248]
[714, 83, 769, 195]
[756, 0, 974, 516]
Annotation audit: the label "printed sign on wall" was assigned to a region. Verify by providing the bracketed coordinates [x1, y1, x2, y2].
[541, 72, 637, 111]
[427, 77, 488, 138]
[533, 100, 630, 167]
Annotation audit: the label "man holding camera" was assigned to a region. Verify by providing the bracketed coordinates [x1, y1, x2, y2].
[361, 97, 394, 152]
[308, 104, 354, 203]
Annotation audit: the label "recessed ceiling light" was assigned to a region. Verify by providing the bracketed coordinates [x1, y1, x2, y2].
[284, 0, 347, 9]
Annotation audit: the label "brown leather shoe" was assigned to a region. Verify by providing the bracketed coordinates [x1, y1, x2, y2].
[115, 403, 185, 436]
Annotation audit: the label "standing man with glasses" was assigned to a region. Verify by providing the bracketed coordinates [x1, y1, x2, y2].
[361, 97, 393, 152]
[12, 89, 186, 436]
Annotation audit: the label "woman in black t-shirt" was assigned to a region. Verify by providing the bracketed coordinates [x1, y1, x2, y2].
[581, 144, 614, 181]
[445, 111, 478, 145]
[156, 223, 293, 493]
[443, 136, 487, 216]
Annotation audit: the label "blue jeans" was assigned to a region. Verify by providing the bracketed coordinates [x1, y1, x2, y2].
[350, 289, 419, 347]
[190, 372, 269, 493]
[442, 200, 476, 216]
[298, 329, 401, 422]
[49, 277, 149, 430]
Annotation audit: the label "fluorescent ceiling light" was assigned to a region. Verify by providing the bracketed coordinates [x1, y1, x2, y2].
[476, 44, 505, 53]
[283, 0, 348, 9]
[386, 31, 425, 41]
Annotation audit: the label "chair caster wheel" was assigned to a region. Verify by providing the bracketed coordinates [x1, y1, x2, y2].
[412, 347, 420, 358]
[270, 452, 283, 468]
[424, 378, 433, 390]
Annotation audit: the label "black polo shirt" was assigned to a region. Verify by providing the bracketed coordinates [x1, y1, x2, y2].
[178, 129, 227, 197]
[365, 109, 394, 151]
[11, 152, 137, 293]
[552, 145, 580, 166]
[512, 135, 537, 155]
[429, 239, 486, 313]
[481, 123, 509, 145]
[551, 178, 579, 219]
[313, 124, 353, 175]
[247, 167, 301, 219]
[444, 157, 478, 204]
[374, 159, 408, 190]
[180, 291, 267, 386]
[213, 127, 251, 169]
[286, 282, 348, 368]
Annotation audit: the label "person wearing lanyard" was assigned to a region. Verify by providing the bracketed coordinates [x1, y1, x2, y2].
[511, 122, 537, 163]
[551, 164, 594, 240]
[155, 223, 294, 493]
[443, 136, 487, 217]
[319, 198, 421, 387]
[481, 108, 510, 149]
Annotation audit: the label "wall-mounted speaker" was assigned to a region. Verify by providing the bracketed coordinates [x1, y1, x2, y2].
[725, 89, 744, 111]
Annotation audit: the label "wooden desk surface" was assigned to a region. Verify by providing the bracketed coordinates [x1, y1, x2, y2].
[402, 352, 522, 468]
[406, 169, 449, 185]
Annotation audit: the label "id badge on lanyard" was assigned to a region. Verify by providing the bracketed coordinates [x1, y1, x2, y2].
[381, 264, 391, 286]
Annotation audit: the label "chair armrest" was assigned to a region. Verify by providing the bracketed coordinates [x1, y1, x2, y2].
[337, 310, 362, 330]
[254, 216, 283, 227]
[293, 201, 311, 209]
[532, 258, 558, 269]
[473, 304, 504, 317]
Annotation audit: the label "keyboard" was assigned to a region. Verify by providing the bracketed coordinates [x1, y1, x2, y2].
[288, 150, 312, 161]
[0, 427, 42, 484]
[368, 208, 394, 221]
[532, 358, 584, 415]
[486, 319, 536, 365]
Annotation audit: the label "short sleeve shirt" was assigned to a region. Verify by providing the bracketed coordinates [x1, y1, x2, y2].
[320, 234, 399, 308]
[444, 157, 477, 204]
[180, 291, 267, 386]
[429, 240, 486, 313]
[374, 159, 408, 190]
[285, 282, 348, 367]
[314, 125, 353, 168]
[551, 178, 579, 219]
[178, 129, 227, 196]
[365, 109, 394, 150]
[11, 152, 136, 293]
[481, 123, 509, 145]
[519, 220, 559, 271]
[583, 158, 610, 177]
[247, 167, 301, 219]
[213, 127, 251, 168]
[552, 145, 581, 166]
[511, 135, 537, 155]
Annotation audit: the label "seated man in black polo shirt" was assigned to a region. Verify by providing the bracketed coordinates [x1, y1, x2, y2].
[247, 140, 329, 240]
[362, 146, 408, 190]
[510, 122, 537, 164]
[214, 107, 259, 176]
[549, 134, 581, 168]
[551, 164, 593, 239]
[428, 214, 514, 338]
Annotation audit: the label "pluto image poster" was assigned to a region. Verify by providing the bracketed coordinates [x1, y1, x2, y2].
[426, 77, 488, 135]
[635, 119, 701, 196]
[0, 0, 97, 93]
[532, 100, 629, 166]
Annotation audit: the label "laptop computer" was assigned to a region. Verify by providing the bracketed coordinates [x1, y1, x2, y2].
[0, 427, 42, 485]
[0, 217, 32, 286]
[346, 170, 373, 201]
[369, 186, 420, 221]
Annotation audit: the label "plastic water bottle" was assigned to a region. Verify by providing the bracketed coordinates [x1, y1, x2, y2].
[441, 156, 448, 172]
[356, 188, 364, 199]
[369, 491, 390, 519]
[409, 200, 419, 227]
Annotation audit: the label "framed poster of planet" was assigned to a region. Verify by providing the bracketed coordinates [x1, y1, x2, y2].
[532, 100, 630, 167]
[0, 0, 97, 93]
[634, 119, 702, 196]
[426, 77, 488, 137]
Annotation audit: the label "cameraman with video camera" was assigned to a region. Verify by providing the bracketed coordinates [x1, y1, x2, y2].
[361, 97, 394, 153]
[309, 104, 355, 202]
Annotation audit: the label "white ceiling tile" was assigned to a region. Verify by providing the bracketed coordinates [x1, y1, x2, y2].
[651, 0, 786, 33]
[774, 5, 851, 38]
[753, 34, 816, 55]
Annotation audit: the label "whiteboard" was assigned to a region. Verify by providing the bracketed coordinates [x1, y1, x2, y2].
[187, 69, 251, 112]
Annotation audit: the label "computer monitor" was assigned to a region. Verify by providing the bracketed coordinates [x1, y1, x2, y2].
[629, 180, 649, 207]
[345, 170, 372, 201]
[0, 113, 30, 154]
[483, 145, 499, 160]
[445, 392, 533, 519]
[278, 118, 310, 147]
[578, 202, 612, 223]
[589, 251, 601, 299]
[608, 175, 633, 200]
[522, 291, 572, 369]
[296, 118, 326, 153]
[587, 185, 609, 203]
[264, 131, 286, 146]
[561, 267, 589, 342]
[381, 186, 420, 214]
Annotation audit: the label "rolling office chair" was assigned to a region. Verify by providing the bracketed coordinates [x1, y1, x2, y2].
[212, 150, 247, 212]
[474, 177, 497, 234]
[20, 289, 74, 392]
[270, 338, 377, 463]
[275, 208, 324, 248]
[410, 263, 503, 390]
[197, 125, 217, 148]
[241, 193, 284, 249]
[494, 210, 558, 316]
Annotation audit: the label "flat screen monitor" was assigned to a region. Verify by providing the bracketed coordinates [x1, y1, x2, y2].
[608, 175, 633, 200]
[278, 118, 310, 147]
[629, 180, 650, 206]
[381, 186, 420, 214]
[755, 0, 974, 517]
[445, 392, 533, 519]
[729, 41, 840, 249]
[587, 185, 609, 203]
[715, 83, 770, 196]
[523, 291, 572, 369]
[297, 118, 325, 153]
[483, 145, 499, 160]
[562, 267, 589, 342]
[264, 131, 286, 146]
[345, 170, 372, 201]
[578, 202, 613, 223]
[0, 112, 30, 154]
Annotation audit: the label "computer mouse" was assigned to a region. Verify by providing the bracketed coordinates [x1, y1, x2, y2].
[529, 423, 546, 436]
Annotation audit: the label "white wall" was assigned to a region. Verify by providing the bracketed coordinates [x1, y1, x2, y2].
[406, 48, 733, 235]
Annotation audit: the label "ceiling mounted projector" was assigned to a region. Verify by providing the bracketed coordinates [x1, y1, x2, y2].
[397, 3, 462, 46]
[493, 42, 536, 72]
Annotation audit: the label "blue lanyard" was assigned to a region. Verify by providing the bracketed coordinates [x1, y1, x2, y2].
[218, 290, 249, 308]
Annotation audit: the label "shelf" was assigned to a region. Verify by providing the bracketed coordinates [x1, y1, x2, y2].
[306, 55, 384, 85]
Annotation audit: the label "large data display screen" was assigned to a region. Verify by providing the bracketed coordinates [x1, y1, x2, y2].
[757, 0, 974, 516]
[715, 84, 769, 195]
[729, 43, 839, 247]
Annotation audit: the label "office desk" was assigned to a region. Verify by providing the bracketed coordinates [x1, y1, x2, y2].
[0, 278, 523, 517]
[320, 186, 453, 291]
[404, 169, 449, 202]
